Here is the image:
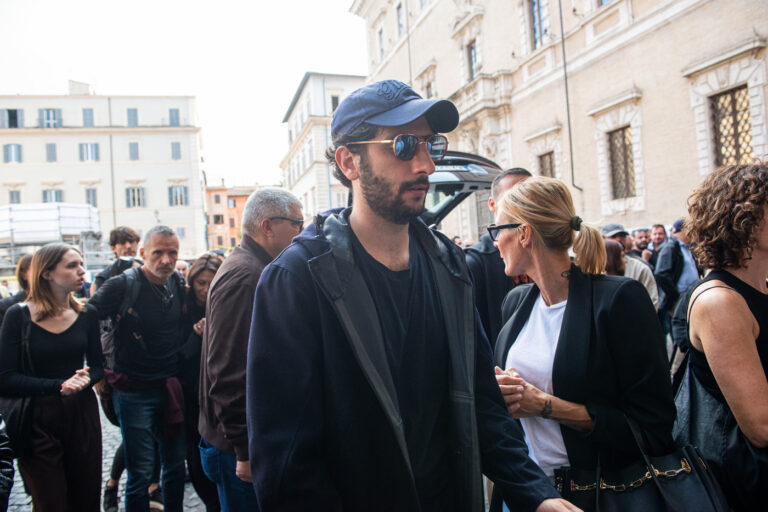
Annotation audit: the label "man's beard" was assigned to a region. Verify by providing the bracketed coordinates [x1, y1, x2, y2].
[358, 156, 428, 225]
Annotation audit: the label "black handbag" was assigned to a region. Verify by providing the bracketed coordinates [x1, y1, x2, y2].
[0, 304, 36, 458]
[555, 414, 730, 512]
[674, 361, 768, 510]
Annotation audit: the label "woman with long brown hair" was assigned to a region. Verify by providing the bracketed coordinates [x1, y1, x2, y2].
[490, 177, 674, 511]
[0, 243, 103, 511]
[180, 253, 224, 512]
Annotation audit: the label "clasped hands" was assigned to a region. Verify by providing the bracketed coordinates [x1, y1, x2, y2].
[494, 366, 550, 419]
[61, 366, 91, 396]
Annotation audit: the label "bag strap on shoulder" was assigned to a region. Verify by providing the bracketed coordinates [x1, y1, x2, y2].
[686, 284, 735, 325]
[17, 304, 35, 376]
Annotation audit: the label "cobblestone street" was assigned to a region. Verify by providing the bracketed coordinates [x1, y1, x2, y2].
[8, 402, 206, 511]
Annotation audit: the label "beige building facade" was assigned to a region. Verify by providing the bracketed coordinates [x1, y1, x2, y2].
[0, 83, 207, 258]
[204, 184, 259, 251]
[281, 72, 365, 219]
[352, 0, 767, 239]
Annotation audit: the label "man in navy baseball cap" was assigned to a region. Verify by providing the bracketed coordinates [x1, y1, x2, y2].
[246, 78, 574, 512]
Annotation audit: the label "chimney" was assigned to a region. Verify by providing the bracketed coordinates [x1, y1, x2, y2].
[68, 80, 94, 95]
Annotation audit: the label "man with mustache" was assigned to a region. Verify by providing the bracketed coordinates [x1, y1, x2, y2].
[246, 80, 578, 512]
[90, 226, 187, 512]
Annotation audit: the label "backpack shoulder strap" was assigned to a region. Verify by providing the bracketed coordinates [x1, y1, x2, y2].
[117, 267, 142, 320]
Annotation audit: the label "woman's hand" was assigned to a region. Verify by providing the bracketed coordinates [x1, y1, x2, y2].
[193, 318, 206, 337]
[61, 367, 91, 396]
[512, 380, 551, 419]
[494, 366, 526, 415]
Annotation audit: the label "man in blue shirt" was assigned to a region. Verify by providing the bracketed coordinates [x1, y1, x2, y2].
[655, 218, 701, 312]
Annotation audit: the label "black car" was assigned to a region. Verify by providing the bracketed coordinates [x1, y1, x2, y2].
[421, 150, 502, 227]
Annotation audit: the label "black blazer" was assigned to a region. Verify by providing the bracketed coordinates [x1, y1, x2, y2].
[494, 265, 675, 471]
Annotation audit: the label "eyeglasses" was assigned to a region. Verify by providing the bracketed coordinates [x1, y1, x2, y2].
[270, 217, 304, 231]
[487, 223, 522, 241]
[346, 134, 448, 162]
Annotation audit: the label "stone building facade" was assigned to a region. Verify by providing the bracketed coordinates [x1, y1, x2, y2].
[281, 72, 365, 219]
[0, 82, 207, 257]
[351, 0, 767, 239]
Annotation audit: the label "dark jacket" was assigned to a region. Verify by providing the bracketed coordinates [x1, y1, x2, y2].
[464, 234, 531, 348]
[246, 209, 558, 512]
[198, 235, 273, 461]
[654, 237, 685, 311]
[0, 414, 13, 511]
[494, 266, 675, 472]
[0, 290, 25, 327]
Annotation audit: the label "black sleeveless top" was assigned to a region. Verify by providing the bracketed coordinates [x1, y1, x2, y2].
[689, 270, 768, 396]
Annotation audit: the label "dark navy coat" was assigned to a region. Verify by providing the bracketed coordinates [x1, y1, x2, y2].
[246, 209, 558, 512]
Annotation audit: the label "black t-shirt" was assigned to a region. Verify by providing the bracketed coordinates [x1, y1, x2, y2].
[89, 269, 182, 381]
[351, 228, 454, 511]
[0, 303, 103, 396]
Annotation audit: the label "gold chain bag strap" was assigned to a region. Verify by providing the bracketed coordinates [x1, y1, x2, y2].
[555, 414, 729, 512]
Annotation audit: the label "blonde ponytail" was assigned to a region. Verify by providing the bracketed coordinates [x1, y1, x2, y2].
[573, 223, 606, 275]
[500, 176, 604, 275]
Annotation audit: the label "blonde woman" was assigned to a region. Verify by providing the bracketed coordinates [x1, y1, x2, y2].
[490, 177, 675, 511]
[0, 243, 103, 511]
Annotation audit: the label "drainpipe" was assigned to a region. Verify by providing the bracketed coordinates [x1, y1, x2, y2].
[107, 97, 117, 226]
[557, 0, 582, 192]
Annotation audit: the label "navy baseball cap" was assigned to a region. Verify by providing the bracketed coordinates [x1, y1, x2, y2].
[671, 218, 685, 233]
[331, 80, 459, 138]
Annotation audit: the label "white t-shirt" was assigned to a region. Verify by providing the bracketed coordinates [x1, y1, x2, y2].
[505, 294, 569, 477]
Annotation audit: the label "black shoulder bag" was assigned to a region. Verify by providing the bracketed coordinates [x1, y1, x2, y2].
[673, 284, 768, 510]
[0, 304, 36, 458]
[556, 414, 729, 511]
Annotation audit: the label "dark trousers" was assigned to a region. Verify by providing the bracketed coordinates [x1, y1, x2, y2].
[113, 388, 186, 512]
[19, 390, 102, 512]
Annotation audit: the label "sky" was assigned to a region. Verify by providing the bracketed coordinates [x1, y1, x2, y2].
[0, 0, 368, 187]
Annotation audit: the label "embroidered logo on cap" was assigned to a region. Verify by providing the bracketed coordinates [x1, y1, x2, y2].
[377, 80, 409, 103]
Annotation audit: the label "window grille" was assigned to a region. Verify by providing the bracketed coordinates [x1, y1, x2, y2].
[608, 126, 635, 199]
[538, 151, 555, 178]
[710, 85, 754, 167]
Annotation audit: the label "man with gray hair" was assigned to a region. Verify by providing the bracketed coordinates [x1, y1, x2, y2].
[90, 225, 187, 511]
[198, 188, 302, 509]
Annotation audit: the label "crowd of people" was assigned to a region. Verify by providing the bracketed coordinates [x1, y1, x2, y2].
[0, 80, 764, 512]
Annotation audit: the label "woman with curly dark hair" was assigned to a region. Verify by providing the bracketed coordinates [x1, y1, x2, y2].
[675, 162, 768, 511]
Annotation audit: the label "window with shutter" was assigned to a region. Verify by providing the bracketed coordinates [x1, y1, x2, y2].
[8, 191, 20, 204]
[169, 108, 180, 126]
[129, 142, 139, 161]
[3, 144, 22, 163]
[46, 143, 57, 162]
[171, 142, 181, 160]
[79, 143, 99, 162]
[82, 108, 94, 127]
[127, 108, 138, 127]
[85, 188, 97, 207]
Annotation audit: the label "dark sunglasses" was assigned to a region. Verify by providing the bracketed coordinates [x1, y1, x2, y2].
[270, 217, 304, 231]
[487, 223, 522, 241]
[347, 134, 448, 162]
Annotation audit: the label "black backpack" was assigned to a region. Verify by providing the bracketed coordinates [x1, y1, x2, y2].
[100, 267, 182, 369]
